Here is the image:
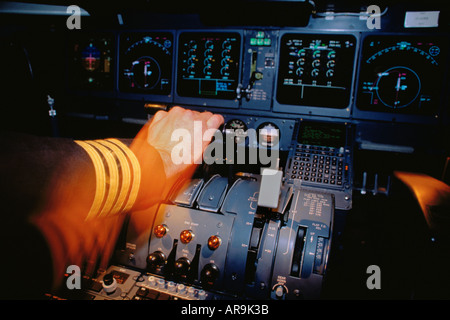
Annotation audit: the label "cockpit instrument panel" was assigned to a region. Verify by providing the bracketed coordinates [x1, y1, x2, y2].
[356, 35, 448, 116]
[176, 32, 241, 100]
[68, 33, 114, 91]
[276, 33, 356, 109]
[119, 32, 173, 95]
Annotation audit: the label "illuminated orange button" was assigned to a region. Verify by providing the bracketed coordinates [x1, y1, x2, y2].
[207, 235, 222, 250]
[180, 230, 194, 244]
[154, 224, 168, 238]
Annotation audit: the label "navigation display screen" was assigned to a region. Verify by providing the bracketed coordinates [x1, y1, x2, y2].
[177, 32, 241, 99]
[356, 35, 448, 115]
[119, 32, 173, 95]
[276, 34, 356, 108]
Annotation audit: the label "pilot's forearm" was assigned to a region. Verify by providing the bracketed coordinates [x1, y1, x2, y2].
[0, 131, 168, 291]
[0, 132, 95, 220]
[0, 131, 168, 219]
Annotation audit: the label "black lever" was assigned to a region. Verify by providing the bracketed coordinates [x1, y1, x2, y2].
[291, 227, 306, 277]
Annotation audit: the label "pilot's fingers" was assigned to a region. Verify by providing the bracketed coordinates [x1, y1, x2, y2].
[168, 105, 185, 114]
[202, 114, 224, 143]
[162, 107, 224, 131]
[151, 109, 168, 123]
[206, 113, 224, 129]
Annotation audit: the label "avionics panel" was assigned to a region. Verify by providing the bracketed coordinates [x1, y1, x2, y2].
[175, 31, 242, 108]
[67, 32, 115, 92]
[285, 120, 353, 210]
[118, 32, 174, 97]
[354, 34, 448, 123]
[221, 114, 296, 151]
[274, 33, 356, 117]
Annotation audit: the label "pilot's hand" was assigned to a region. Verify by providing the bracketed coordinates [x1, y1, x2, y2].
[148, 106, 224, 177]
[131, 106, 224, 209]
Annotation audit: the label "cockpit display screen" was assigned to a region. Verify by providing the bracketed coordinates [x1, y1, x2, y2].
[356, 35, 448, 115]
[119, 32, 173, 95]
[276, 34, 356, 108]
[177, 32, 241, 100]
[298, 121, 346, 148]
[68, 33, 114, 90]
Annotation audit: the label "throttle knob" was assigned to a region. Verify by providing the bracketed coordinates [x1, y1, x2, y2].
[173, 257, 191, 278]
[200, 263, 220, 288]
[147, 251, 166, 270]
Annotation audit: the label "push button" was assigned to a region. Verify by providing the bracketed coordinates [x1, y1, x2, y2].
[207, 235, 222, 250]
[180, 230, 195, 244]
[154, 224, 168, 238]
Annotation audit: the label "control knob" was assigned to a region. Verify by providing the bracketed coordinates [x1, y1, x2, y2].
[147, 251, 166, 270]
[102, 273, 117, 294]
[173, 257, 191, 279]
[273, 285, 286, 300]
[200, 263, 220, 288]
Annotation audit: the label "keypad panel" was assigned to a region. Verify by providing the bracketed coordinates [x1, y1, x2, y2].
[286, 143, 350, 188]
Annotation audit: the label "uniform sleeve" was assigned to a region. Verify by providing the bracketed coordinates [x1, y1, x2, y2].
[0, 131, 167, 296]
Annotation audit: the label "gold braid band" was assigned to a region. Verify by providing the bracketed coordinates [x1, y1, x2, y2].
[106, 139, 141, 213]
[74, 140, 107, 221]
[96, 140, 131, 215]
[75, 138, 141, 220]
[85, 141, 120, 218]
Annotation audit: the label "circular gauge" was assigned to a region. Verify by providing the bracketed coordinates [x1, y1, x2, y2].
[81, 43, 101, 71]
[374, 66, 421, 109]
[119, 34, 173, 94]
[429, 46, 440, 56]
[224, 118, 247, 131]
[224, 119, 247, 144]
[128, 56, 161, 89]
[257, 122, 280, 147]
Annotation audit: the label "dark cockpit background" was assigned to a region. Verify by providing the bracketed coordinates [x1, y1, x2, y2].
[0, 0, 449, 300]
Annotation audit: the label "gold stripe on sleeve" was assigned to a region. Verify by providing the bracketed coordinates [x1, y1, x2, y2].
[97, 139, 131, 216]
[106, 139, 141, 213]
[86, 141, 120, 218]
[74, 140, 107, 220]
